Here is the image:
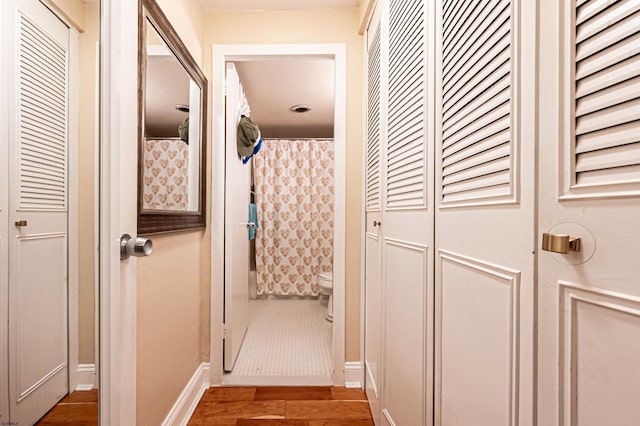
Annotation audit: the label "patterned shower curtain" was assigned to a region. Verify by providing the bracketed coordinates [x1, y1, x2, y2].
[253, 139, 334, 296]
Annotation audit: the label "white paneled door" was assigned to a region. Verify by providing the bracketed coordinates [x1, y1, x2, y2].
[364, 2, 383, 423]
[364, 0, 434, 424]
[381, 0, 433, 424]
[5, 0, 71, 424]
[537, 1, 640, 425]
[434, 0, 536, 425]
[224, 63, 251, 371]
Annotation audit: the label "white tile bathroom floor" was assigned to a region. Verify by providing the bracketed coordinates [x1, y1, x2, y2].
[222, 298, 333, 386]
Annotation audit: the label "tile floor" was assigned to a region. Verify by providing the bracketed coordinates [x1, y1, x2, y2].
[188, 386, 373, 425]
[224, 298, 333, 386]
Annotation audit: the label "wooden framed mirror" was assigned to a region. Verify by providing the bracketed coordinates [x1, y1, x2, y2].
[137, 0, 207, 234]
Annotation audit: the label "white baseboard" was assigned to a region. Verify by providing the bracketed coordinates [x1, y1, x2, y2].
[75, 364, 96, 391]
[162, 363, 210, 426]
[344, 361, 363, 389]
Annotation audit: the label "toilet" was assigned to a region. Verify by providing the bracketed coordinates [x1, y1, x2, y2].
[318, 271, 333, 322]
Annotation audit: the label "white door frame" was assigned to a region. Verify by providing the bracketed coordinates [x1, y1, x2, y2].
[99, 0, 138, 423]
[210, 43, 347, 386]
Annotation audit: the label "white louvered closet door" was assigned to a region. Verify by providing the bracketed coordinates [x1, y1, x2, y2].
[434, 0, 536, 425]
[364, 1, 384, 423]
[379, 0, 434, 424]
[6, 1, 71, 424]
[537, 1, 640, 425]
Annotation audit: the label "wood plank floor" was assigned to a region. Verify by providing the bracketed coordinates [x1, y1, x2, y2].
[188, 386, 374, 425]
[35, 389, 99, 425]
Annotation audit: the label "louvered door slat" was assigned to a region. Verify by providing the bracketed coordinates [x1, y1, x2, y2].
[443, 1, 508, 73]
[389, 119, 423, 150]
[443, 29, 510, 97]
[443, 1, 477, 44]
[366, 25, 382, 212]
[576, 98, 640, 135]
[442, 170, 510, 196]
[444, 73, 509, 131]
[443, 48, 510, 110]
[576, 0, 640, 42]
[575, 121, 640, 153]
[575, 12, 640, 61]
[388, 143, 423, 166]
[443, 91, 510, 140]
[577, 55, 639, 97]
[443, 130, 510, 167]
[443, 103, 510, 151]
[443, 143, 510, 177]
[576, 143, 640, 172]
[576, 164, 640, 186]
[573, 1, 640, 189]
[386, 0, 426, 210]
[441, 0, 514, 205]
[18, 15, 68, 211]
[443, 156, 511, 184]
[576, 75, 640, 116]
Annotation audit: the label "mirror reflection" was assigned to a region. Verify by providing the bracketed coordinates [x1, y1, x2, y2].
[142, 18, 201, 212]
[137, 0, 207, 234]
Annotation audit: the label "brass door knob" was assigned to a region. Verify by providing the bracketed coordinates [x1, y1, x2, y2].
[15, 220, 27, 227]
[542, 233, 581, 254]
[373, 221, 382, 227]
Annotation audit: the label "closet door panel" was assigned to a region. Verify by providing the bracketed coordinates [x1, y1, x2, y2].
[537, 1, 640, 425]
[380, 0, 434, 424]
[434, 0, 536, 425]
[7, 1, 71, 424]
[364, 3, 383, 423]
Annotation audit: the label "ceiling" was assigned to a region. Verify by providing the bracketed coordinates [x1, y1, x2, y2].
[145, 56, 191, 138]
[201, 0, 359, 11]
[234, 60, 335, 139]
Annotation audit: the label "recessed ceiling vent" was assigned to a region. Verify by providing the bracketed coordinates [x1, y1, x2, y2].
[290, 104, 312, 113]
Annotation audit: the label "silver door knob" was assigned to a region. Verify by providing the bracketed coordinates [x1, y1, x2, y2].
[120, 234, 153, 260]
[245, 222, 256, 228]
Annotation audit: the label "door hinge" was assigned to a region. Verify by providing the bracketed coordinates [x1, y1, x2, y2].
[222, 324, 228, 339]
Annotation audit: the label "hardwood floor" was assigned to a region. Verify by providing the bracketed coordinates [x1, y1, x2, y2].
[32, 386, 372, 425]
[35, 389, 99, 425]
[188, 386, 374, 425]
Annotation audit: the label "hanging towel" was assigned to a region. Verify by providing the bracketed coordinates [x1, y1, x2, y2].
[248, 203, 259, 240]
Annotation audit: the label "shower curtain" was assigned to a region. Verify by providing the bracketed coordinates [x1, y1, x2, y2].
[254, 139, 334, 296]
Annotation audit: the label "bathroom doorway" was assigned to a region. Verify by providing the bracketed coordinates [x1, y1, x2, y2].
[211, 44, 347, 386]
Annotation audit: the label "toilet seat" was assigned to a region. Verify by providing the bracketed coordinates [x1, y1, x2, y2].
[319, 272, 333, 282]
[318, 271, 333, 322]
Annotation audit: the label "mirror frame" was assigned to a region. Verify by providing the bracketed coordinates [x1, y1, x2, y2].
[137, 0, 207, 234]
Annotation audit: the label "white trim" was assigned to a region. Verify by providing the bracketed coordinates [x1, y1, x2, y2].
[75, 364, 96, 391]
[344, 362, 363, 389]
[359, 20, 368, 398]
[0, 0, 9, 421]
[210, 43, 347, 386]
[162, 363, 210, 426]
[68, 26, 81, 394]
[223, 375, 332, 387]
[100, 0, 138, 424]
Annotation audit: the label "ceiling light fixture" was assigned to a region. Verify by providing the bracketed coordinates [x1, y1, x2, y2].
[290, 104, 312, 113]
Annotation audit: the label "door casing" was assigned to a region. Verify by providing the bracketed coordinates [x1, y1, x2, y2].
[210, 43, 348, 386]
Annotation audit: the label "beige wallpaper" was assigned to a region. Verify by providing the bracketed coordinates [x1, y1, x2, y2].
[49, 0, 99, 368]
[77, 2, 99, 366]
